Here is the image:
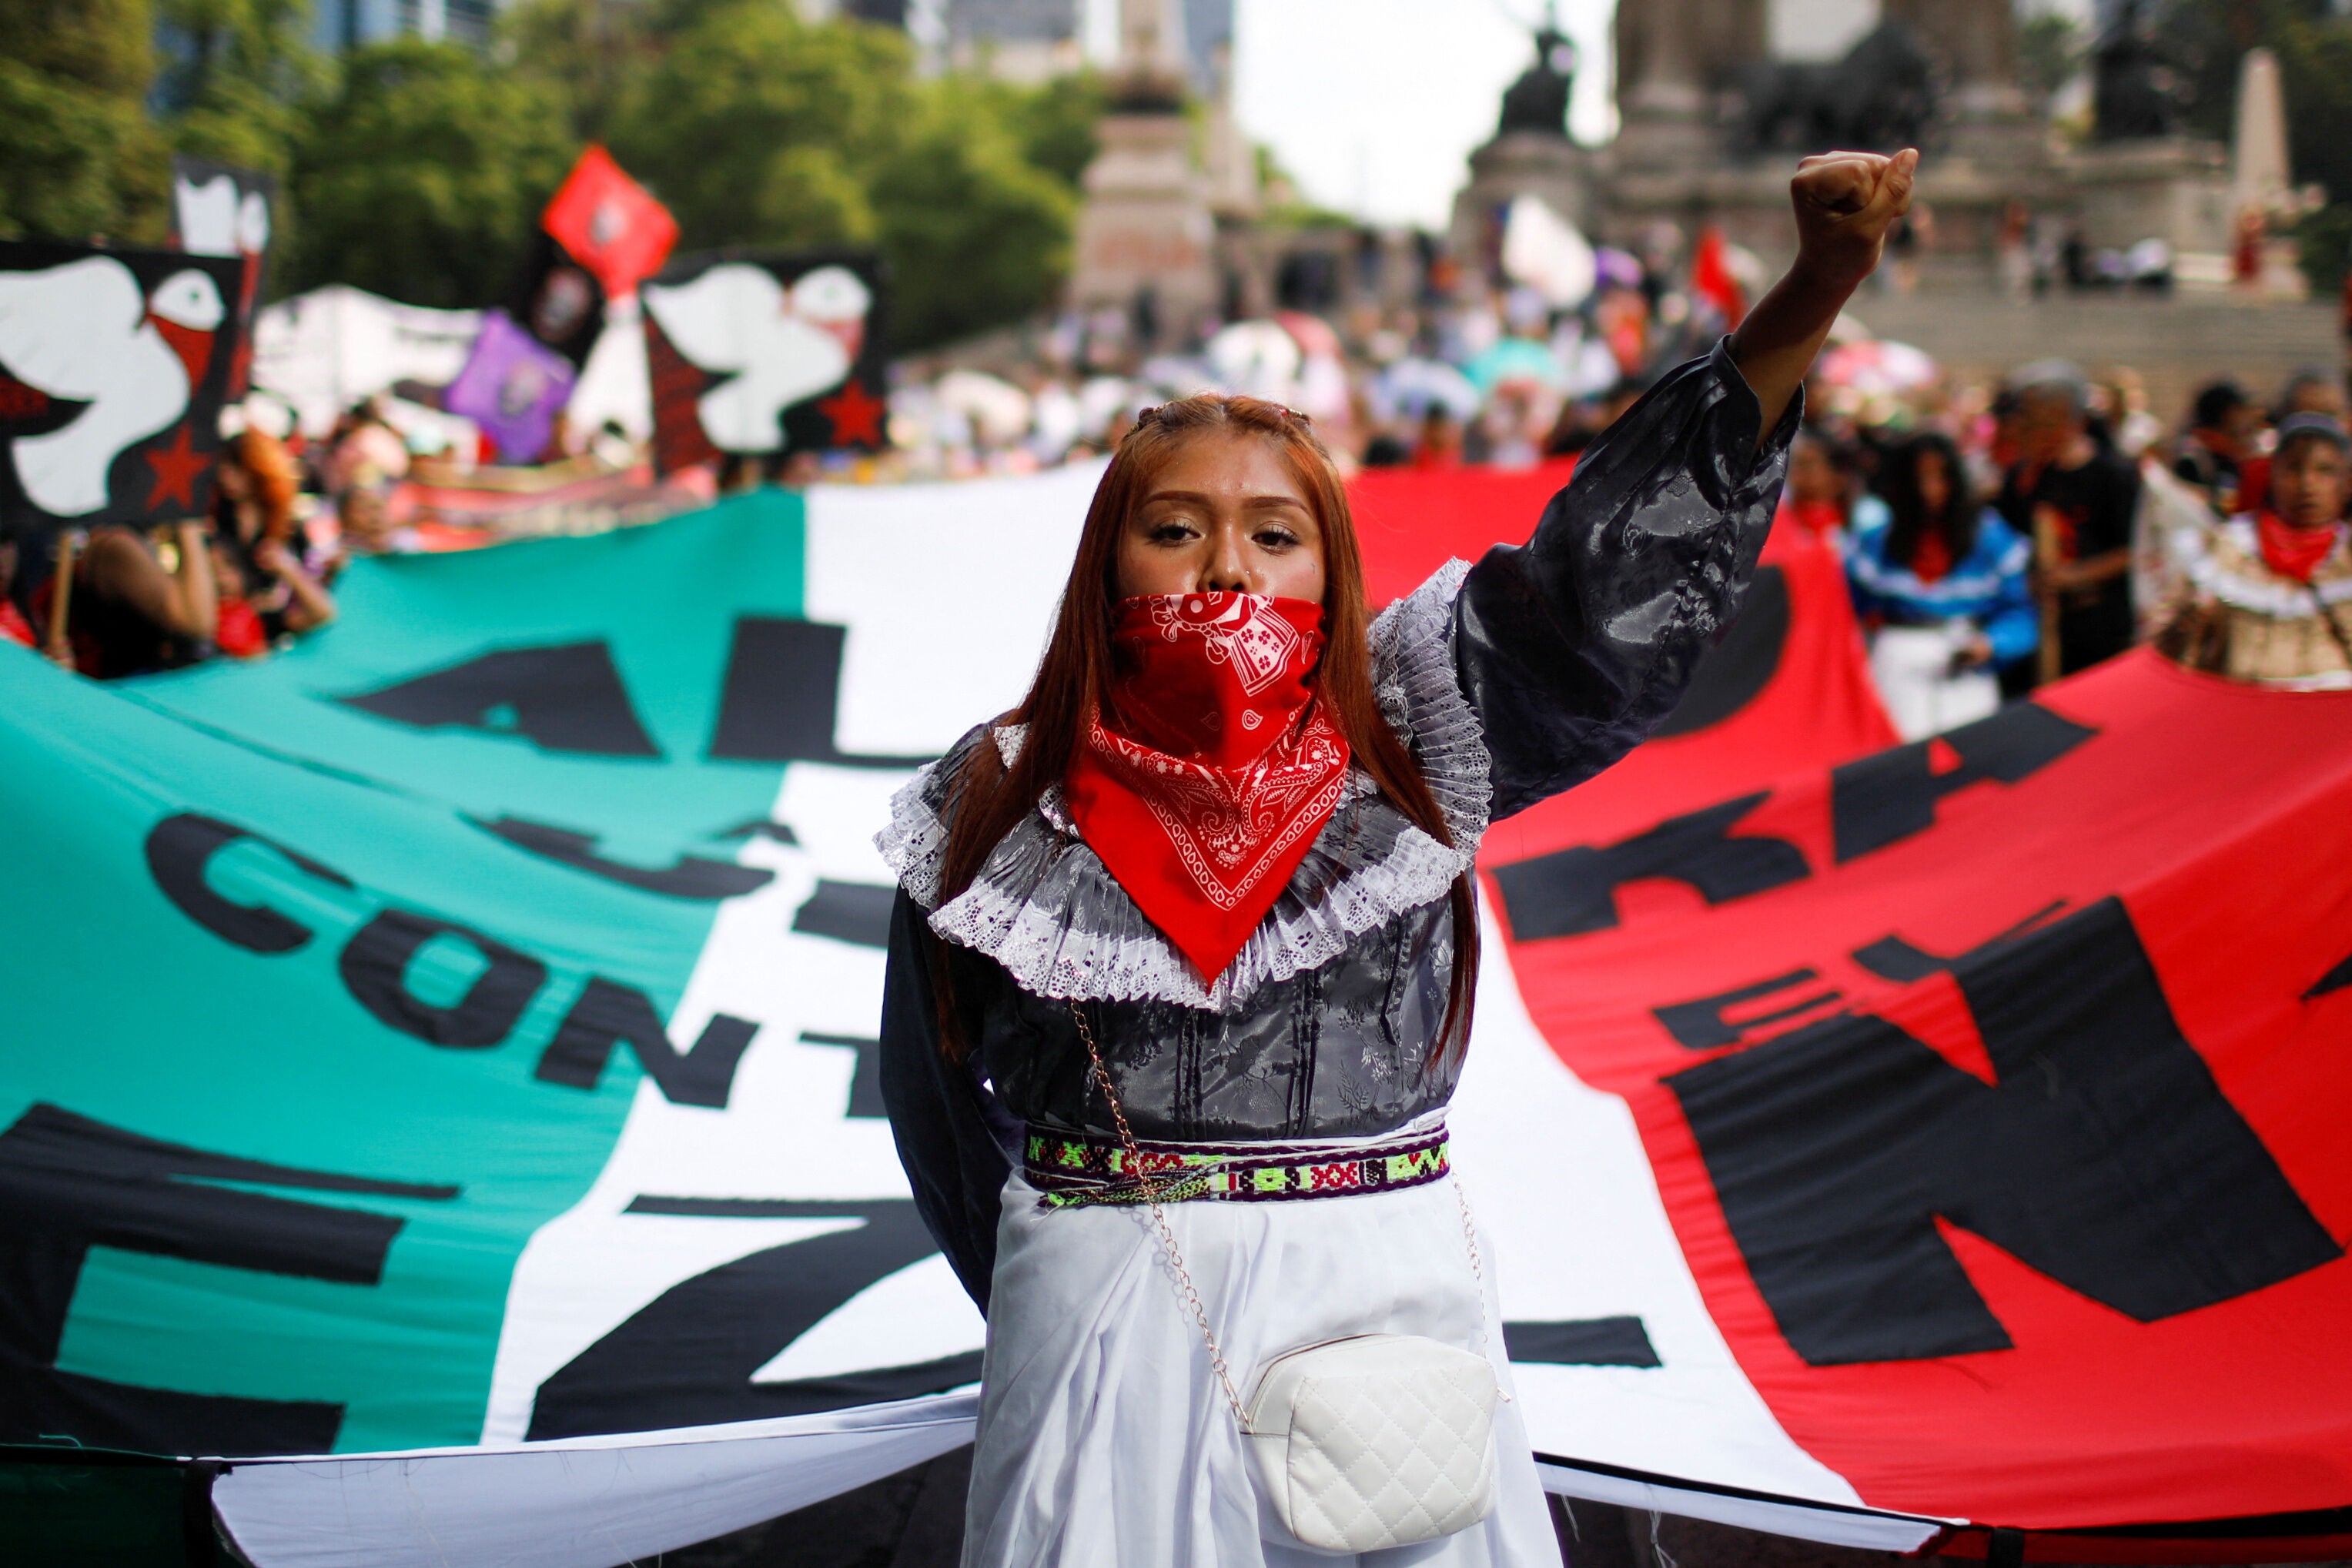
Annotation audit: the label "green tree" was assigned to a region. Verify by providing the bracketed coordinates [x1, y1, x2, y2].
[501, 0, 655, 144]
[605, 1, 906, 251]
[872, 76, 1076, 348]
[155, 0, 326, 179]
[2017, 12, 2086, 107]
[288, 37, 577, 306]
[0, 0, 169, 242]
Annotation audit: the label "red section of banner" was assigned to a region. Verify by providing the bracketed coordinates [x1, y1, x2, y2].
[1353, 469, 2352, 1530]
[1489, 650, 2352, 1527]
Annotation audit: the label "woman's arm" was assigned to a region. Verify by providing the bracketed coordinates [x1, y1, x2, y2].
[253, 537, 337, 633]
[1447, 153, 1918, 820]
[83, 523, 218, 641]
[1731, 149, 1919, 442]
[878, 890, 1012, 1313]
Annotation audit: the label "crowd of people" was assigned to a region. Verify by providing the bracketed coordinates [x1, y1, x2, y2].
[6, 255, 2348, 717]
[1780, 358, 2352, 737]
[0, 403, 455, 680]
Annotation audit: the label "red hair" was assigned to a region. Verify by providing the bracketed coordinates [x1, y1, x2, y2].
[934, 393, 1479, 1063]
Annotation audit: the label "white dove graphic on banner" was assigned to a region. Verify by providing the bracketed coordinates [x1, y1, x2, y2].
[642, 263, 870, 452]
[0, 256, 224, 517]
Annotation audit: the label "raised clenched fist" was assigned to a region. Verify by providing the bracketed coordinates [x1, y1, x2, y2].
[1789, 149, 1919, 288]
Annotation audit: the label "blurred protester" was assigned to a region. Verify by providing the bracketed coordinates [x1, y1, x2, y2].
[1847, 433, 2037, 738]
[2174, 379, 2257, 514]
[337, 477, 416, 557]
[2093, 366, 2163, 460]
[2156, 413, 2352, 689]
[212, 429, 336, 652]
[59, 517, 219, 678]
[1996, 366, 2140, 683]
[1774, 427, 1852, 543]
[0, 532, 34, 649]
[2273, 367, 2347, 423]
[1411, 406, 1464, 470]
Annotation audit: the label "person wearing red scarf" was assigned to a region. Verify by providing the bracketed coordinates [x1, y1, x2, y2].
[2156, 413, 2352, 688]
[876, 150, 1920, 1568]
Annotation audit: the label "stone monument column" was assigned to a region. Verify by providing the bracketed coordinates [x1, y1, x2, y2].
[1069, 0, 1218, 352]
[1613, 0, 1714, 170]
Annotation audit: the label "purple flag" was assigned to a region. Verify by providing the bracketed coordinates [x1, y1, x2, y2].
[443, 308, 576, 463]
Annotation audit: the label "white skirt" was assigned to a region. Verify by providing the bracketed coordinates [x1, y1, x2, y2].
[962, 1117, 1561, 1567]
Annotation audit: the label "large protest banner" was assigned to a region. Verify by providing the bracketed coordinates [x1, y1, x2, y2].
[2, 462, 2347, 1566]
[0, 241, 248, 530]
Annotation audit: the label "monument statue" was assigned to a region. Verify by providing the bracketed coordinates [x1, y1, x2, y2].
[2092, 0, 2192, 142]
[1731, 22, 1939, 155]
[1496, 24, 1577, 139]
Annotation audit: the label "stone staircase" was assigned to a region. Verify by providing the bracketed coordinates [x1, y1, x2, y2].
[1843, 291, 2344, 423]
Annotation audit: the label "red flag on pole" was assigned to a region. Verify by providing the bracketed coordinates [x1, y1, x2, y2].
[541, 145, 679, 299]
[1691, 224, 1747, 329]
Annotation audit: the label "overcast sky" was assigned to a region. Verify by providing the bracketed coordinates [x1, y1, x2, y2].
[1226, 0, 1615, 229]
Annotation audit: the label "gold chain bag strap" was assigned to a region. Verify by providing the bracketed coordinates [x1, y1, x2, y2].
[1067, 1001, 1504, 1553]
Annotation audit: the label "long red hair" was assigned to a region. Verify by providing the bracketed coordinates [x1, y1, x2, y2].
[933, 393, 1479, 1062]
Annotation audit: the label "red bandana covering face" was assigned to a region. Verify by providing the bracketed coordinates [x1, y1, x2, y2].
[2256, 510, 2343, 583]
[1064, 592, 1352, 984]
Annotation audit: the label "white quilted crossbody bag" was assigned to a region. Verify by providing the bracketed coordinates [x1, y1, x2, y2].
[1069, 1005, 1503, 1554]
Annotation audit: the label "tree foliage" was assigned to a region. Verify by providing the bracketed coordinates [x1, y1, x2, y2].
[287, 38, 577, 306]
[0, 0, 169, 243]
[1, 0, 1105, 348]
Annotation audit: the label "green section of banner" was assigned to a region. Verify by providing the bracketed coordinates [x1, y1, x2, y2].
[0, 491, 806, 1454]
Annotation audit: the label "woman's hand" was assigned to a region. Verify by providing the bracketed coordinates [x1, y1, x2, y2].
[1731, 149, 1923, 443]
[1789, 149, 1919, 290]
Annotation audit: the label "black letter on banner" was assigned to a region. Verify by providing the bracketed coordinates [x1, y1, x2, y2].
[706, 617, 934, 768]
[1667, 898, 2340, 1366]
[338, 911, 548, 1048]
[791, 881, 896, 948]
[534, 978, 758, 1107]
[801, 1031, 886, 1118]
[1830, 704, 2095, 864]
[1654, 968, 1842, 1051]
[145, 814, 354, 953]
[470, 816, 774, 901]
[336, 643, 661, 757]
[0, 1104, 456, 1455]
[527, 1197, 975, 1439]
[1491, 793, 1809, 940]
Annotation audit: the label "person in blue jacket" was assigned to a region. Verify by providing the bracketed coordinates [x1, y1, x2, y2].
[1846, 430, 2038, 738]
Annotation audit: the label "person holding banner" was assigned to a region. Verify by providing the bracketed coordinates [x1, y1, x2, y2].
[877, 149, 1918, 1568]
[2156, 411, 2352, 689]
[1845, 431, 2038, 740]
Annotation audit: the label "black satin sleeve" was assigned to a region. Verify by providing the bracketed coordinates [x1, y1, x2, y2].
[879, 888, 1018, 1313]
[1455, 337, 1798, 821]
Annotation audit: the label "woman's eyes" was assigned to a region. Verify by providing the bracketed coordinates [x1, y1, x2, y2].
[1147, 520, 1199, 543]
[1253, 527, 1300, 550]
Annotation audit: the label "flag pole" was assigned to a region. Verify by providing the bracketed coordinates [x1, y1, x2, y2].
[44, 530, 80, 670]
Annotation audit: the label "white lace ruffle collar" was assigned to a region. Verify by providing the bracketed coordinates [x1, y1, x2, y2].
[875, 560, 1489, 1012]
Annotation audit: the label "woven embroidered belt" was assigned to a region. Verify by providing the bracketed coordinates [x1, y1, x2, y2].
[1025, 1124, 1450, 1209]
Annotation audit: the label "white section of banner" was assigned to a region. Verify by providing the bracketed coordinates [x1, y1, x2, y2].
[216, 1392, 977, 1568]
[251, 285, 483, 436]
[1447, 910, 1866, 1507]
[480, 767, 980, 1448]
[1533, 1461, 1954, 1554]
[802, 460, 1104, 756]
